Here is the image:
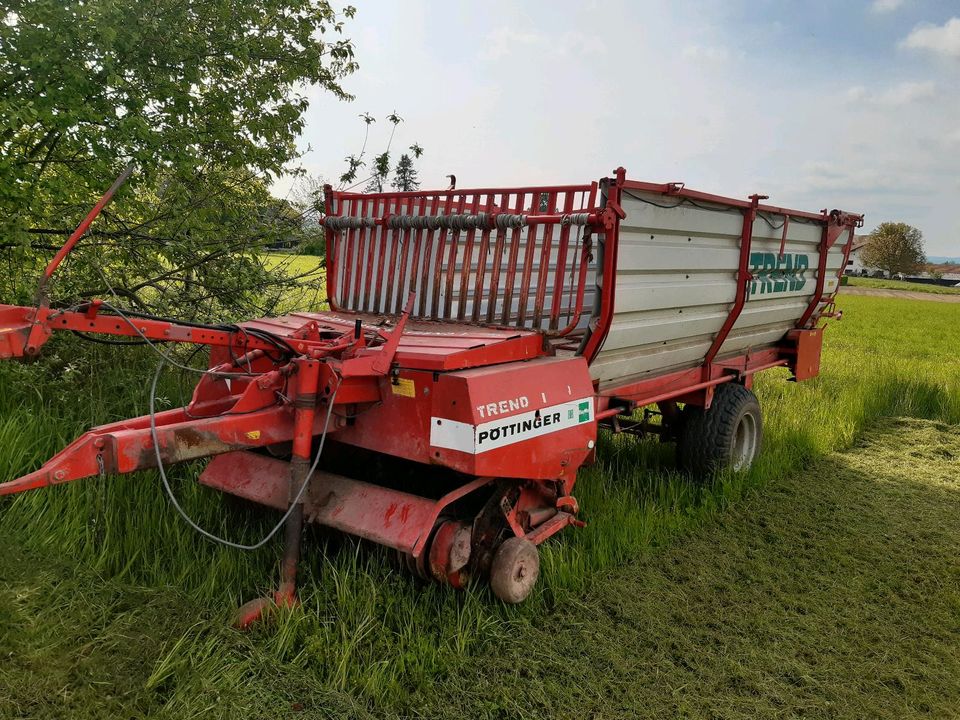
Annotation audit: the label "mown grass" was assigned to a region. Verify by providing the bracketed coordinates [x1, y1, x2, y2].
[847, 275, 960, 294]
[417, 416, 960, 718]
[0, 293, 958, 717]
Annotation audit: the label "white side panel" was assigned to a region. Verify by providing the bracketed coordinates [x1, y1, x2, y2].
[591, 190, 843, 387]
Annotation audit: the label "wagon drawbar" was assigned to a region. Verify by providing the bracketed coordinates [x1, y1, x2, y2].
[0, 167, 862, 622]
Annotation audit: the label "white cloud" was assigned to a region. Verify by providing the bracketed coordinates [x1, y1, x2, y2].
[482, 28, 549, 61]
[877, 80, 937, 105]
[900, 17, 960, 58]
[845, 80, 936, 105]
[870, 0, 905, 14]
[481, 27, 602, 62]
[682, 44, 731, 63]
[845, 85, 868, 102]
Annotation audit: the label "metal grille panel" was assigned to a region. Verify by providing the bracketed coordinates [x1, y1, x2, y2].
[324, 185, 599, 334]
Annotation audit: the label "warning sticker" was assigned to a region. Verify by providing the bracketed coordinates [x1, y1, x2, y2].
[430, 398, 593, 455]
[391, 377, 416, 398]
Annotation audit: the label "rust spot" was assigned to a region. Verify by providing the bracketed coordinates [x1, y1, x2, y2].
[134, 428, 235, 469]
[399, 504, 411, 524]
[384, 502, 398, 526]
[173, 427, 216, 450]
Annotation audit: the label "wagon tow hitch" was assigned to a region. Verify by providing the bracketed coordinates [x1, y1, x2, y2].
[232, 294, 415, 629]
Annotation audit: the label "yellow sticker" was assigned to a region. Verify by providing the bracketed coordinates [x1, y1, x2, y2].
[246, 430, 261, 440]
[391, 378, 416, 398]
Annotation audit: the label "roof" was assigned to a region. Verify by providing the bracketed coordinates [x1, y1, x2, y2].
[850, 235, 871, 252]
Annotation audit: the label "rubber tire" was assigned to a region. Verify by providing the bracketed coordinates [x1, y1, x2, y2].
[489, 537, 539, 604]
[676, 383, 762, 478]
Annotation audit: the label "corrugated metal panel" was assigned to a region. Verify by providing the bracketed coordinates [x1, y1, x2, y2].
[590, 189, 840, 387]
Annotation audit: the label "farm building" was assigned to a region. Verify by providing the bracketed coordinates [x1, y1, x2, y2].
[845, 235, 882, 276]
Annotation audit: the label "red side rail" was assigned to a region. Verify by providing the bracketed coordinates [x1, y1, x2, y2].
[797, 216, 860, 328]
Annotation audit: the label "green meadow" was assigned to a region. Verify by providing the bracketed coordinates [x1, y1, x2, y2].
[1, 292, 958, 718]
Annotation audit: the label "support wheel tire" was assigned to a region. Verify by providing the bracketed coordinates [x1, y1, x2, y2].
[677, 383, 762, 477]
[489, 537, 539, 604]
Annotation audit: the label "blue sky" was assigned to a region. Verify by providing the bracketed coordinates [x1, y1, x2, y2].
[277, 0, 960, 255]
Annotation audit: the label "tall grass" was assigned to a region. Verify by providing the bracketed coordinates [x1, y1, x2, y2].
[0, 293, 957, 713]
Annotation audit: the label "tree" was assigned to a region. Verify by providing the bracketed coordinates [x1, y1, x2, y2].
[0, 0, 356, 318]
[391, 147, 422, 191]
[861, 222, 926, 278]
[361, 112, 401, 192]
[364, 151, 392, 193]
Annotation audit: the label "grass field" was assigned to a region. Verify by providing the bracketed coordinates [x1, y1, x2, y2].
[0, 293, 958, 718]
[261, 252, 326, 312]
[847, 276, 960, 295]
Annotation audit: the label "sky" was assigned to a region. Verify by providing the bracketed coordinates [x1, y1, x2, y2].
[276, 0, 960, 256]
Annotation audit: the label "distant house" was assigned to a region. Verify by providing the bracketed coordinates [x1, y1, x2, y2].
[845, 235, 884, 277]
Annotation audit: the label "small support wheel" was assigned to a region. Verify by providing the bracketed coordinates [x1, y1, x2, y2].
[489, 537, 539, 604]
[428, 519, 472, 588]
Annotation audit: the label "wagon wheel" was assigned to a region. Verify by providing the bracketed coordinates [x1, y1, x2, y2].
[489, 537, 539, 604]
[677, 383, 763, 477]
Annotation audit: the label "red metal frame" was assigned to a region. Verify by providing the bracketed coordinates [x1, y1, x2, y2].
[579, 167, 626, 364]
[797, 221, 858, 329]
[621, 179, 832, 222]
[700, 193, 763, 382]
[35, 164, 134, 301]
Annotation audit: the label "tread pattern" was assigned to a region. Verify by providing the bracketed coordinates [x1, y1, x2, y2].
[677, 383, 762, 478]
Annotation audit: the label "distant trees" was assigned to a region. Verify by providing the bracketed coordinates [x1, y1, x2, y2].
[861, 222, 926, 278]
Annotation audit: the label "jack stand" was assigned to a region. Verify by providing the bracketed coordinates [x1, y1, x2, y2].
[233, 360, 320, 629]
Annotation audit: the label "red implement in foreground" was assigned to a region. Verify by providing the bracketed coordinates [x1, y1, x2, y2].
[0, 167, 862, 618]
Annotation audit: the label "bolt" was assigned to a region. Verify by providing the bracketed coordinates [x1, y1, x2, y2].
[53, 470, 66, 481]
